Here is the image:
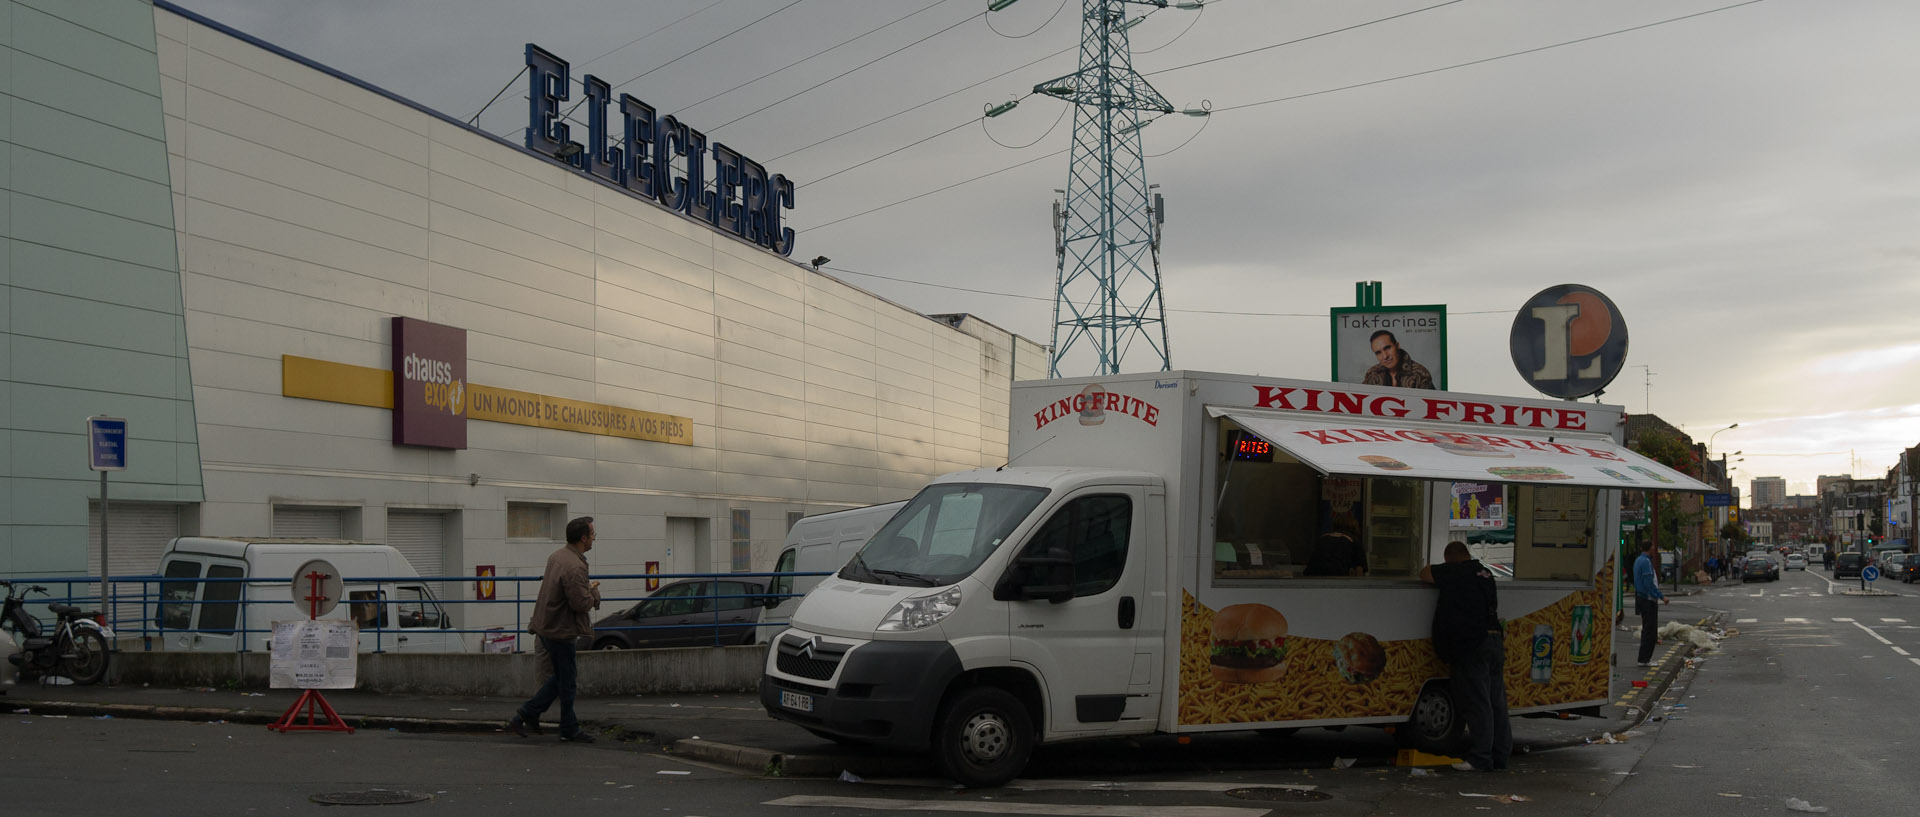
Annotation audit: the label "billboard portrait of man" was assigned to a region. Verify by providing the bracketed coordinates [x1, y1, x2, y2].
[1331, 305, 1447, 389]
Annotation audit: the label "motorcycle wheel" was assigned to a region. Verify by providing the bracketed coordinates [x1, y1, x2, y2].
[64, 629, 110, 686]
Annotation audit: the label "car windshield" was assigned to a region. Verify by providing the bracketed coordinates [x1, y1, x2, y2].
[839, 482, 1049, 588]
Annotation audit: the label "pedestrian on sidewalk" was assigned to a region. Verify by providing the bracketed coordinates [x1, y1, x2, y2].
[510, 516, 603, 743]
[1421, 541, 1510, 773]
[1632, 540, 1668, 666]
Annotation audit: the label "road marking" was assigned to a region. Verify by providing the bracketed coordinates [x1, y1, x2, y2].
[1850, 621, 1895, 645]
[1895, 647, 1911, 656]
[1736, 618, 1757, 624]
[1008, 781, 1314, 793]
[763, 795, 1270, 817]
[1784, 617, 1810, 623]
[1912, 658, 1920, 668]
[1834, 618, 1856, 623]
[1883, 618, 1908, 623]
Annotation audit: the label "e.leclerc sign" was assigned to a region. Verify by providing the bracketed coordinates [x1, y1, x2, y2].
[524, 45, 796, 258]
[1509, 284, 1629, 400]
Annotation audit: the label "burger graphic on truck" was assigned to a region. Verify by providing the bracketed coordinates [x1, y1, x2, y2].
[1209, 603, 1290, 684]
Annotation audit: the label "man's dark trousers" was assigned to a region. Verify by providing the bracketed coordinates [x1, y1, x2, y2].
[518, 636, 581, 736]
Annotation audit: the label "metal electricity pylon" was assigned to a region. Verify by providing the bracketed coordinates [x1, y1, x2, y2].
[1037, 0, 1175, 377]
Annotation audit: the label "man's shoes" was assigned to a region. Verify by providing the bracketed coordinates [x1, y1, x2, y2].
[1636, 661, 1653, 667]
[508, 714, 542, 737]
[1450, 761, 1483, 772]
[560, 730, 596, 743]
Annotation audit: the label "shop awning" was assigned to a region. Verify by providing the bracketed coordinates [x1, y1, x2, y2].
[1211, 408, 1714, 492]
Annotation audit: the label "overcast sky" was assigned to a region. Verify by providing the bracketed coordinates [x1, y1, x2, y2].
[161, 0, 1920, 501]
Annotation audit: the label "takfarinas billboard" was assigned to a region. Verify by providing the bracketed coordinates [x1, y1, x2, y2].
[1330, 305, 1447, 390]
[391, 317, 467, 449]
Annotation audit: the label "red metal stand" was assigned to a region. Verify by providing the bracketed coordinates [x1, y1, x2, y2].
[267, 569, 354, 734]
[268, 688, 355, 733]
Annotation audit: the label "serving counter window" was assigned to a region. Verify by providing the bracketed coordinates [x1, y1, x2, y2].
[1212, 422, 1427, 582]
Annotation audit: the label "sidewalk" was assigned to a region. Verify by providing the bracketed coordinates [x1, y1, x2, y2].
[3, 605, 1717, 779]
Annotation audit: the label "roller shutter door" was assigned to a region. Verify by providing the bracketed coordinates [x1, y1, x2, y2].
[387, 510, 448, 599]
[272, 507, 345, 539]
[89, 502, 185, 628]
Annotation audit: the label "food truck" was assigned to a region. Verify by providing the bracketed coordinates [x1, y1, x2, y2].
[759, 371, 1709, 786]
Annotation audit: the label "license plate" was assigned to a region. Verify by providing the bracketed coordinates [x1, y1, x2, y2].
[779, 690, 814, 713]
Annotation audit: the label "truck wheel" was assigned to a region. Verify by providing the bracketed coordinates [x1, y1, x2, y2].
[593, 639, 624, 651]
[1397, 681, 1466, 754]
[932, 686, 1032, 788]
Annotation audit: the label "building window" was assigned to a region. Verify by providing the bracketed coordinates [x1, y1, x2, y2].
[731, 508, 751, 572]
[509, 503, 560, 541]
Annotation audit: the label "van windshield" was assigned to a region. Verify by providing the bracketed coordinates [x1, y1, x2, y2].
[840, 483, 1048, 588]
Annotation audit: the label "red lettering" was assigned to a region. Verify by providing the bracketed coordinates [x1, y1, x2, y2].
[1423, 399, 1458, 421]
[1296, 430, 1342, 444]
[1518, 407, 1551, 427]
[1329, 391, 1364, 415]
[1071, 395, 1086, 414]
[1578, 446, 1623, 461]
[1371, 396, 1409, 418]
[1546, 442, 1580, 455]
[1142, 404, 1158, 426]
[1461, 402, 1495, 424]
[1439, 432, 1475, 445]
[1303, 389, 1324, 412]
[1359, 429, 1401, 443]
[1473, 435, 1524, 450]
[1253, 386, 1297, 409]
[1397, 430, 1438, 443]
[1556, 411, 1587, 430]
[1105, 391, 1122, 412]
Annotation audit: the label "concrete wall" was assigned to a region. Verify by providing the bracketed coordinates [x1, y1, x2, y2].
[112, 644, 767, 696]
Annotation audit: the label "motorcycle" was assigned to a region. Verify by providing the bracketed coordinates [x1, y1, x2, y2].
[1, 579, 113, 686]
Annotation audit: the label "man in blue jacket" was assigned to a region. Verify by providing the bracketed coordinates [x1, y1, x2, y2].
[1632, 541, 1669, 666]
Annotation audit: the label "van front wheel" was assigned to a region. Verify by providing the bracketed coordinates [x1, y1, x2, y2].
[1398, 681, 1466, 754]
[932, 686, 1032, 788]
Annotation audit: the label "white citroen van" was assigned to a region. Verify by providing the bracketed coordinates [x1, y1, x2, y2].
[759, 502, 905, 643]
[153, 537, 463, 653]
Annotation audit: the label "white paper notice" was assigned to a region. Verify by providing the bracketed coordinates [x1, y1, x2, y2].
[269, 620, 357, 689]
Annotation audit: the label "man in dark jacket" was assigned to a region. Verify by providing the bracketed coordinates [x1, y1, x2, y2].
[510, 516, 602, 742]
[1421, 541, 1510, 772]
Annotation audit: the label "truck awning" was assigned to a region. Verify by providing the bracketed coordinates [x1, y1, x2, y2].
[1211, 408, 1714, 492]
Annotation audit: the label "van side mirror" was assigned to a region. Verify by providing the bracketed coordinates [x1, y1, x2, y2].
[994, 546, 1075, 604]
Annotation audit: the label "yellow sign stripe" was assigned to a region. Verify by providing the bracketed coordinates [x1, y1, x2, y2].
[283, 355, 393, 408]
[281, 356, 692, 445]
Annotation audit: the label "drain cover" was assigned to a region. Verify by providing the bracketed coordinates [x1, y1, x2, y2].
[1224, 787, 1333, 803]
[309, 790, 432, 806]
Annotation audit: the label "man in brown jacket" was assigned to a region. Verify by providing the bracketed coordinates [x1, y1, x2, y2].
[510, 516, 602, 742]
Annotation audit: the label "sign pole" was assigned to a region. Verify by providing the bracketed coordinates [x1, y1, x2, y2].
[87, 416, 129, 633]
[101, 469, 111, 630]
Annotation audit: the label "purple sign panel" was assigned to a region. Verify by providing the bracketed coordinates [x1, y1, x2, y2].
[391, 317, 467, 449]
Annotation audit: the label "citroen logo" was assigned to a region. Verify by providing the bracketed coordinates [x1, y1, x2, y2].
[796, 635, 821, 660]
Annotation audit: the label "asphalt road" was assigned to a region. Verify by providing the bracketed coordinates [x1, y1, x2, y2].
[1591, 566, 1919, 815]
[20, 575, 1911, 816]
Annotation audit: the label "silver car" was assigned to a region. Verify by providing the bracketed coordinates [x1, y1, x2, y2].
[1783, 553, 1807, 571]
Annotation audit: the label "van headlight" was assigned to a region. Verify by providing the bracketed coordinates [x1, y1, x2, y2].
[877, 586, 963, 632]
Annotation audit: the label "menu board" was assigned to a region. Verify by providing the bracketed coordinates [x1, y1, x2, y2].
[1529, 486, 1592, 549]
[270, 620, 358, 689]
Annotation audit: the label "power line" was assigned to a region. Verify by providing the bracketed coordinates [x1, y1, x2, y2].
[1143, 0, 1465, 78]
[707, 5, 985, 132]
[822, 262, 1519, 318]
[673, 0, 953, 118]
[1214, 0, 1771, 113]
[576, 0, 729, 70]
[571, 0, 808, 123]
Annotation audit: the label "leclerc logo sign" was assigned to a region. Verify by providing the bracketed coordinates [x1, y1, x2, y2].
[1508, 284, 1629, 400]
[524, 44, 796, 258]
[392, 317, 467, 449]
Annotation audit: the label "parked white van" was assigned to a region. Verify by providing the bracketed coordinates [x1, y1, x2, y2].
[759, 502, 905, 643]
[153, 537, 462, 653]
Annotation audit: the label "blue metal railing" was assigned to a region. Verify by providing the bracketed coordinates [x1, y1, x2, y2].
[0, 570, 832, 654]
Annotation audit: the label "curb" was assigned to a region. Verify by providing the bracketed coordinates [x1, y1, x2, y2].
[7, 698, 526, 734]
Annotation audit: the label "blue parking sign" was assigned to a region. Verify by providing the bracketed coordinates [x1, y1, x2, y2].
[88, 416, 127, 471]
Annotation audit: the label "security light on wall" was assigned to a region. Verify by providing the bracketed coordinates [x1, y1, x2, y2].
[810, 256, 830, 270]
[554, 143, 583, 160]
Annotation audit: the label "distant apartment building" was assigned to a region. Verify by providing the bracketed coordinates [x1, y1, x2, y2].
[1750, 477, 1787, 508]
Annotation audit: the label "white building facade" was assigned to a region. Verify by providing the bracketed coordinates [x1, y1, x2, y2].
[2, 1, 1046, 637]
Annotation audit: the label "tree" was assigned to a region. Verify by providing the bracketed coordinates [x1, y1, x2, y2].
[1720, 521, 1749, 548]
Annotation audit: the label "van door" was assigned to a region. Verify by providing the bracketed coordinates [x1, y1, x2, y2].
[157, 556, 250, 652]
[1005, 487, 1149, 737]
[390, 584, 458, 652]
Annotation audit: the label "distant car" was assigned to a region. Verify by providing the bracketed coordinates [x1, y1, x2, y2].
[1877, 553, 1908, 581]
[1904, 559, 1920, 584]
[1783, 553, 1807, 571]
[1833, 552, 1866, 579]
[577, 578, 771, 650]
[1742, 556, 1778, 583]
[1746, 552, 1781, 581]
